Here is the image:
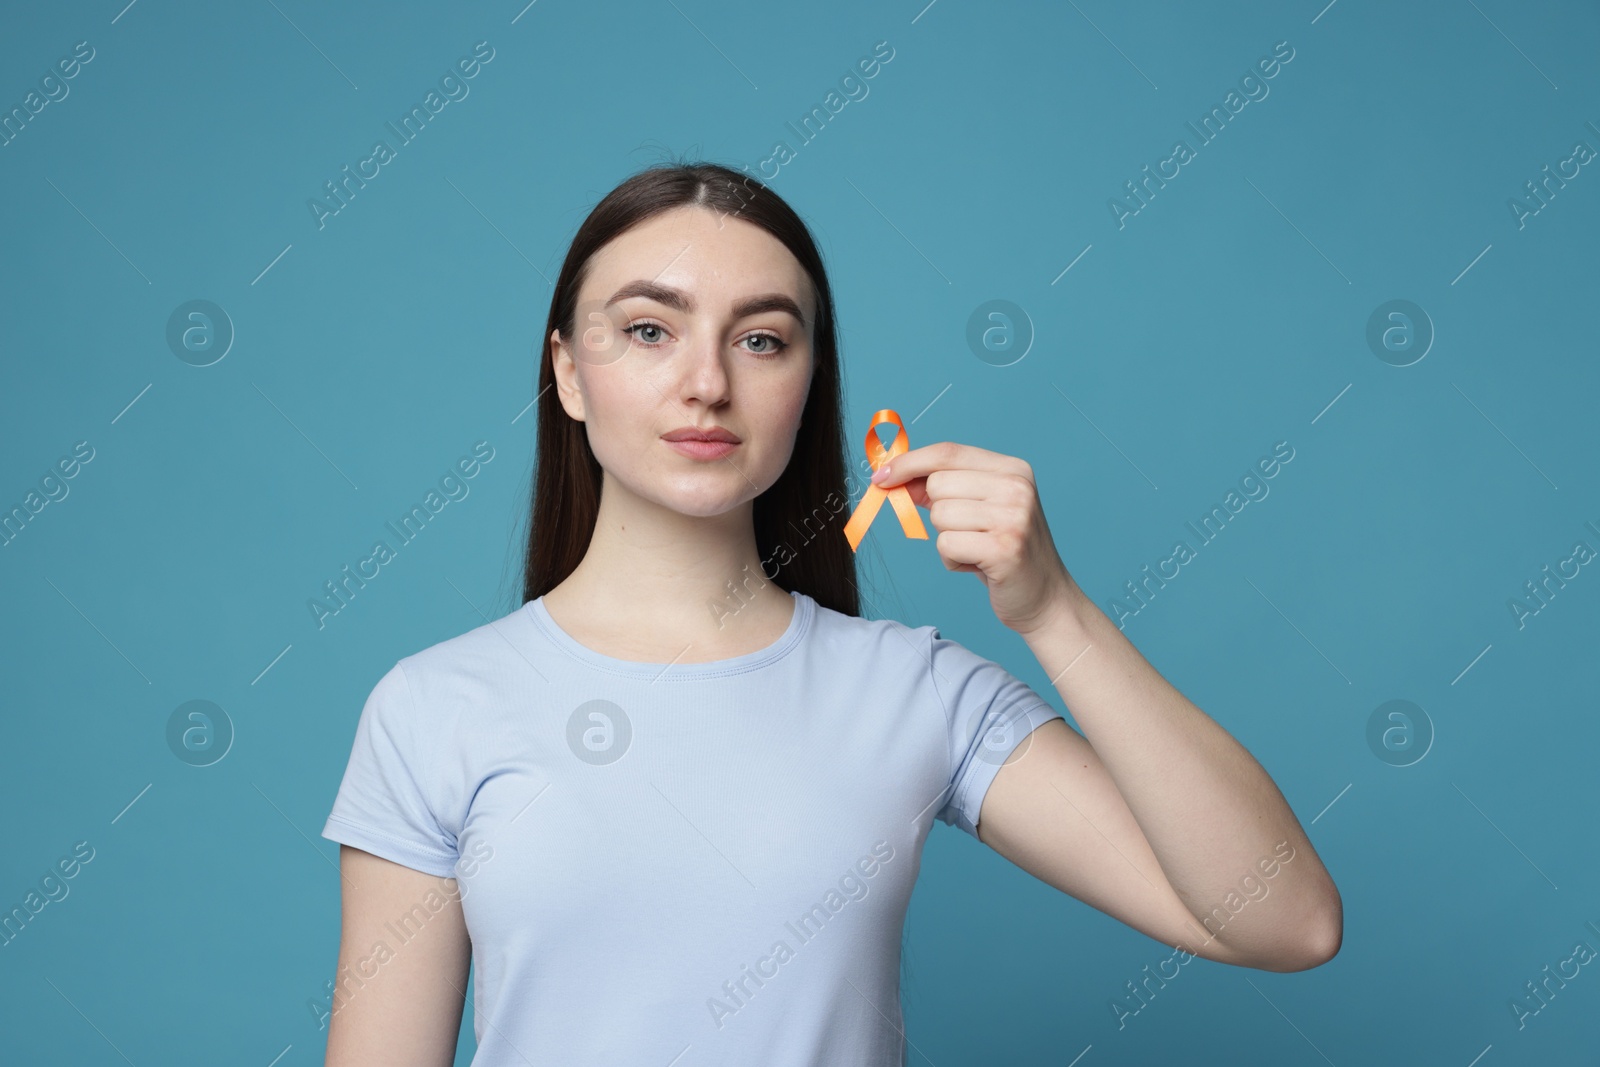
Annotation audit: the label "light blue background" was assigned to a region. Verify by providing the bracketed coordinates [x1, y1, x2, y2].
[2, 0, 1597, 1063]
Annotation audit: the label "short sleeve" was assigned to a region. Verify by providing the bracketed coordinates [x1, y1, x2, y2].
[927, 627, 1064, 839]
[321, 661, 460, 877]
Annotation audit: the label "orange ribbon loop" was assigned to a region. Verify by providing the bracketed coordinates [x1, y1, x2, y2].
[842, 409, 928, 552]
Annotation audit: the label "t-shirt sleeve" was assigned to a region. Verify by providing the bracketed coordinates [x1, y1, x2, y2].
[321, 661, 461, 877]
[926, 626, 1065, 840]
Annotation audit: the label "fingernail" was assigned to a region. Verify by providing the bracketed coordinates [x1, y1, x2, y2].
[872, 464, 890, 484]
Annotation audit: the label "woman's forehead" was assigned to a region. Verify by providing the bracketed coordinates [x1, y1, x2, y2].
[584, 210, 812, 316]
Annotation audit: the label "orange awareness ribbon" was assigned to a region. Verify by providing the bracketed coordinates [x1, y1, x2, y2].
[842, 409, 928, 552]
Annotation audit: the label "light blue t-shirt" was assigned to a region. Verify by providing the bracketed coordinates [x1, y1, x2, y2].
[321, 588, 1064, 1065]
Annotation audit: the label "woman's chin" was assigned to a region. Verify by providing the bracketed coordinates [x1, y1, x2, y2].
[654, 483, 761, 519]
[672, 498, 751, 519]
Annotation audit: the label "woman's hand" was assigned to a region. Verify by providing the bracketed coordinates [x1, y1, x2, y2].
[870, 440, 1077, 636]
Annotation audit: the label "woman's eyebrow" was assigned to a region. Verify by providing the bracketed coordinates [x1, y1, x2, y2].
[604, 280, 808, 329]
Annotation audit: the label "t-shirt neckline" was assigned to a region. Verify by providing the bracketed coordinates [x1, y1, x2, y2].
[523, 589, 813, 679]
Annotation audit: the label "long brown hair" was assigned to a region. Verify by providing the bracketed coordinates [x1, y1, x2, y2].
[519, 160, 861, 619]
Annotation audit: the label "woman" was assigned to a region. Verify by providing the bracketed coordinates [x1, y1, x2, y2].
[320, 161, 1341, 1065]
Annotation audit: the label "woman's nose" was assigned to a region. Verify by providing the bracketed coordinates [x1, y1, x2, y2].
[675, 332, 731, 405]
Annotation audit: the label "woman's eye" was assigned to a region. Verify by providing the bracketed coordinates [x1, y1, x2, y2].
[623, 322, 666, 346]
[744, 332, 788, 357]
[621, 322, 787, 357]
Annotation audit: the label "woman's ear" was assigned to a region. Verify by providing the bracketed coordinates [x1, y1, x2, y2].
[550, 328, 587, 423]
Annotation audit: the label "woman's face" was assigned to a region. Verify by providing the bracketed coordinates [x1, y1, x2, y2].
[551, 205, 816, 519]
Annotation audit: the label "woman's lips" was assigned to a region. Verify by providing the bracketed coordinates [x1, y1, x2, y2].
[663, 438, 739, 460]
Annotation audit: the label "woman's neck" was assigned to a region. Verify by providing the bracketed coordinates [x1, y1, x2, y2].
[540, 489, 796, 663]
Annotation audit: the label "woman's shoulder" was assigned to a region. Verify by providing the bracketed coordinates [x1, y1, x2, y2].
[803, 594, 941, 668]
[806, 592, 939, 639]
[389, 600, 539, 689]
[806, 597, 1023, 688]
